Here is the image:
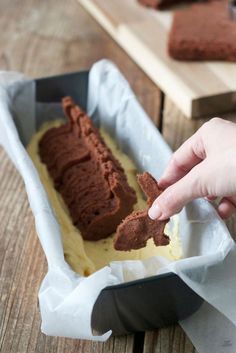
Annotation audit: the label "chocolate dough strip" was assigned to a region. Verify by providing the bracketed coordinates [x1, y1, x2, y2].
[39, 96, 137, 241]
[114, 172, 169, 251]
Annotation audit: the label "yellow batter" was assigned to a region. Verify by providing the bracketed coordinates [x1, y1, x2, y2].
[27, 120, 182, 276]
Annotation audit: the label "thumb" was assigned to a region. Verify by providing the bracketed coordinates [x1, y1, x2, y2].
[148, 161, 209, 220]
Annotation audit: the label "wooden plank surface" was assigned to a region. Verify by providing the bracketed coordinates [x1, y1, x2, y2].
[78, 0, 236, 119]
[1, 1, 236, 353]
[0, 0, 161, 352]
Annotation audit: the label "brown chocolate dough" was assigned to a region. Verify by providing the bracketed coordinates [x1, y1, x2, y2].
[114, 172, 169, 251]
[39, 97, 137, 241]
[168, 0, 236, 61]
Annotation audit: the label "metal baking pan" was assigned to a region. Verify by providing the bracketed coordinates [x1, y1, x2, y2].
[35, 71, 203, 336]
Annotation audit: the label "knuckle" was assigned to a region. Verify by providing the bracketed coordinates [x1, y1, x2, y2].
[162, 188, 183, 214]
[201, 117, 222, 132]
[191, 168, 208, 197]
[196, 178, 208, 197]
[209, 117, 222, 124]
[170, 154, 187, 173]
[199, 117, 224, 141]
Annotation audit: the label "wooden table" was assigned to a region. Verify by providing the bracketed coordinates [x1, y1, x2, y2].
[0, 1, 236, 353]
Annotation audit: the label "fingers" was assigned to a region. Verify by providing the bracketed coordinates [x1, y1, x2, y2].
[149, 161, 208, 220]
[205, 195, 217, 201]
[158, 132, 205, 190]
[149, 187, 236, 221]
[217, 197, 236, 219]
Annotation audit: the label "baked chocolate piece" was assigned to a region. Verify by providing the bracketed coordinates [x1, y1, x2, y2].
[39, 97, 137, 241]
[168, 0, 236, 61]
[114, 172, 169, 251]
[138, 0, 193, 10]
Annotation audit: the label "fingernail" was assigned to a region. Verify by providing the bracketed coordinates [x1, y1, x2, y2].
[148, 203, 162, 220]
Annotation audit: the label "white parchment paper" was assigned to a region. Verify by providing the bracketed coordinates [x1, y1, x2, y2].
[0, 60, 236, 352]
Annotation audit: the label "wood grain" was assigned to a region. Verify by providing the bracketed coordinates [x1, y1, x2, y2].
[0, 0, 162, 352]
[144, 326, 196, 353]
[0, 0, 162, 126]
[1, 0, 236, 352]
[79, 0, 236, 119]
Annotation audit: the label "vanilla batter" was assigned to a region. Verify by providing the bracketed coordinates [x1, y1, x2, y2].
[27, 120, 182, 276]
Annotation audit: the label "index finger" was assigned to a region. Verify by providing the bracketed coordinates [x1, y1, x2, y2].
[159, 130, 205, 189]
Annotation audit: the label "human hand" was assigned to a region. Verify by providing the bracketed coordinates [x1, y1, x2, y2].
[148, 118, 236, 220]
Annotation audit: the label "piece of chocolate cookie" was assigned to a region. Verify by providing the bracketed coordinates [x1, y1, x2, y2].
[168, 0, 236, 61]
[114, 172, 169, 251]
[39, 97, 137, 241]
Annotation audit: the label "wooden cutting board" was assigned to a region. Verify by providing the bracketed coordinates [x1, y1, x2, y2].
[78, 0, 236, 119]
